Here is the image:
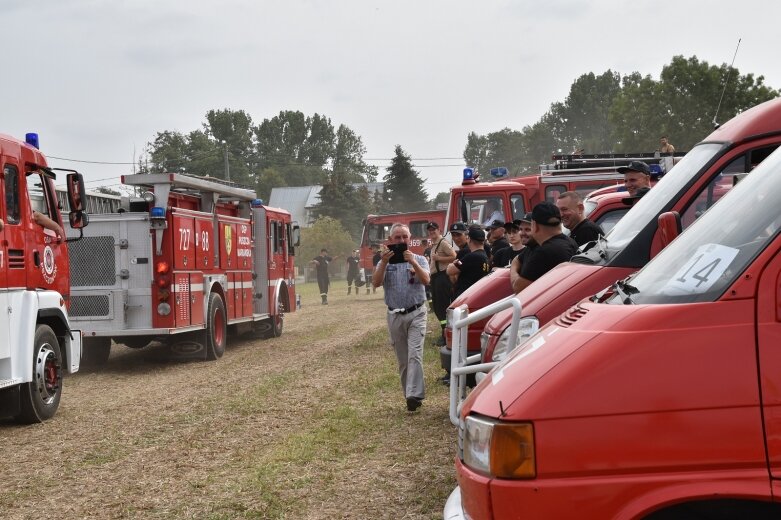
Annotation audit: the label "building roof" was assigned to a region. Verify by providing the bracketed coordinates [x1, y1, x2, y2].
[269, 182, 384, 226]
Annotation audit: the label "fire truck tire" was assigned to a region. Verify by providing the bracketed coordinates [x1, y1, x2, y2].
[82, 337, 111, 367]
[17, 325, 62, 424]
[206, 293, 227, 360]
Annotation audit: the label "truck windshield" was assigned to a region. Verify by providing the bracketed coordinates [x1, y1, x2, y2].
[604, 143, 723, 254]
[608, 146, 781, 305]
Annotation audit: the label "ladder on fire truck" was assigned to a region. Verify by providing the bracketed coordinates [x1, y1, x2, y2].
[121, 173, 258, 207]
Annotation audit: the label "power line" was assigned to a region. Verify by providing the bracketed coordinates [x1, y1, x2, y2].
[47, 155, 136, 165]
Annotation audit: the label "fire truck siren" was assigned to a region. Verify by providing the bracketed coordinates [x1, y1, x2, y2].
[25, 132, 40, 149]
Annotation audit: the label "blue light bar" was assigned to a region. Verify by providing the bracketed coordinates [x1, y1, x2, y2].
[150, 207, 166, 218]
[463, 167, 475, 181]
[251, 198, 264, 207]
[25, 133, 40, 149]
[490, 167, 509, 177]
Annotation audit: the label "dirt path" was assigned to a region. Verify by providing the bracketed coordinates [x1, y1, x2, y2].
[0, 286, 457, 519]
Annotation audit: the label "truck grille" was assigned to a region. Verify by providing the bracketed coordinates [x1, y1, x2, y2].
[70, 295, 110, 317]
[69, 236, 116, 286]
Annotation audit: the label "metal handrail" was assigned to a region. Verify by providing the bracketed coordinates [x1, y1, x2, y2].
[449, 295, 522, 426]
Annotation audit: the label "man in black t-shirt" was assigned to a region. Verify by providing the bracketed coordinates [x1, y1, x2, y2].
[556, 191, 604, 247]
[446, 227, 490, 299]
[311, 248, 336, 305]
[513, 202, 578, 293]
[485, 219, 509, 262]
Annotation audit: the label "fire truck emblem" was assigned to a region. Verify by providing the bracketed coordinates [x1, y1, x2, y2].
[41, 245, 58, 284]
[225, 225, 232, 256]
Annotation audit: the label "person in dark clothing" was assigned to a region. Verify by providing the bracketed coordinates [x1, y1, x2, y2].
[310, 248, 335, 305]
[427, 222, 457, 346]
[368, 244, 382, 294]
[492, 218, 531, 269]
[512, 202, 578, 294]
[447, 227, 491, 299]
[346, 249, 364, 295]
[556, 191, 604, 247]
[485, 219, 509, 262]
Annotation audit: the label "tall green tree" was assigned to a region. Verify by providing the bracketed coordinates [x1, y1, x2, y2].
[382, 145, 429, 212]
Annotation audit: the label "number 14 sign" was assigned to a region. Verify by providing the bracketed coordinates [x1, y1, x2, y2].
[662, 243, 739, 296]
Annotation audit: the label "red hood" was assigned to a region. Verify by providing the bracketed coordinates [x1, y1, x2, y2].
[483, 262, 606, 334]
[448, 268, 512, 310]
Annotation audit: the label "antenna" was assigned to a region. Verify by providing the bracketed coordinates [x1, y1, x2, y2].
[712, 38, 742, 129]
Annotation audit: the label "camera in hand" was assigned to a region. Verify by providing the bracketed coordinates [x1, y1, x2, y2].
[387, 243, 408, 264]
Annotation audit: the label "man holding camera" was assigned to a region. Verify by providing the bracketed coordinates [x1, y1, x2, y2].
[372, 223, 431, 412]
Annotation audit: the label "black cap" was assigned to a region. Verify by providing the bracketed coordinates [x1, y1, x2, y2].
[486, 219, 504, 229]
[520, 212, 533, 223]
[426, 221, 439, 230]
[622, 186, 652, 205]
[617, 160, 651, 176]
[468, 228, 486, 241]
[531, 201, 562, 226]
[503, 220, 521, 232]
[449, 222, 468, 233]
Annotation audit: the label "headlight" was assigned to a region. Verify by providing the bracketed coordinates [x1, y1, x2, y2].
[493, 317, 539, 362]
[463, 415, 536, 478]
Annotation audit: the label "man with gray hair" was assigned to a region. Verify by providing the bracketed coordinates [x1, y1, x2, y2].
[372, 223, 431, 412]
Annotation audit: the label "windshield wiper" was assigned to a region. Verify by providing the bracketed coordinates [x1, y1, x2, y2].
[613, 279, 639, 305]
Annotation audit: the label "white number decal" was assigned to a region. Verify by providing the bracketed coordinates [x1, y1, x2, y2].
[201, 231, 210, 251]
[179, 228, 191, 251]
[662, 243, 739, 296]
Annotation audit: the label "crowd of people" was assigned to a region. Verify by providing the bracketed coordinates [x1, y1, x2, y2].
[317, 160, 655, 412]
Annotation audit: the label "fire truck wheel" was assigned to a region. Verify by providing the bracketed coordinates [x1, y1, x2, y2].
[206, 293, 227, 360]
[82, 337, 111, 367]
[17, 325, 63, 424]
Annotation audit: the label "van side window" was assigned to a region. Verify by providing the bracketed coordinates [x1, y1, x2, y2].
[4, 165, 20, 224]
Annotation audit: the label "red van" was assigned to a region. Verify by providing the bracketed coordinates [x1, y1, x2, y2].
[444, 141, 781, 519]
[479, 97, 781, 367]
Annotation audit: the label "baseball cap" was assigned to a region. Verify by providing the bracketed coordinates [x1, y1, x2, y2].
[520, 212, 533, 223]
[617, 160, 651, 176]
[449, 222, 468, 233]
[622, 186, 652, 205]
[468, 227, 486, 241]
[486, 219, 504, 229]
[531, 201, 562, 226]
[426, 221, 439, 230]
[503, 220, 521, 232]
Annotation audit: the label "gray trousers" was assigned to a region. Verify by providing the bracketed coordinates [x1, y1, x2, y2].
[387, 306, 427, 400]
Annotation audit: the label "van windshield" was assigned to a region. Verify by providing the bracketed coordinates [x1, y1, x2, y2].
[604, 144, 724, 254]
[608, 146, 781, 305]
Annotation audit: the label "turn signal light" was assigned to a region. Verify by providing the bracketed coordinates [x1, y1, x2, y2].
[156, 276, 170, 289]
[156, 261, 170, 275]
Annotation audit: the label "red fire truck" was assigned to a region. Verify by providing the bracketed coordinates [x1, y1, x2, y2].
[444, 134, 781, 520]
[68, 173, 299, 364]
[0, 132, 88, 423]
[358, 209, 445, 272]
[444, 154, 680, 231]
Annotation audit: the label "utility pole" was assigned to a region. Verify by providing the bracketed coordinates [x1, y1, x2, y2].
[222, 140, 230, 182]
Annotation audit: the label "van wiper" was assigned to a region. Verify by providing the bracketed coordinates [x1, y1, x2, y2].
[613, 279, 639, 305]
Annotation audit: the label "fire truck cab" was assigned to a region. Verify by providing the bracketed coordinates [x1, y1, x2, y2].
[0, 132, 87, 423]
[359, 209, 445, 272]
[68, 173, 299, 364]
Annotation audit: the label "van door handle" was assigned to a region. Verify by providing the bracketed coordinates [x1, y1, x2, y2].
[33, 250, 40, 267]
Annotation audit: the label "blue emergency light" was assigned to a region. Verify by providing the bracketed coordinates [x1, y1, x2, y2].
[251, 198, 264, 207]
[463, 167, 475, 181]
[490, 167, 509, 177]
[649, 164, 663, 177]
[150, 207, 166, 218]
[25, 133, 40, 149]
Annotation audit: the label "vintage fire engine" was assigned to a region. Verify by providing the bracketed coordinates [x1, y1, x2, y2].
[68, 173, 299, 364]
[0, 132, 87, 423]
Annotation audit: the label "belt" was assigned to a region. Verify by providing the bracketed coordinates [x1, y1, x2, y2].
[388, 302, 424, 315]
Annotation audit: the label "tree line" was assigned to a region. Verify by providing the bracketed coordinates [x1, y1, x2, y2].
[141, 55, 778, 243]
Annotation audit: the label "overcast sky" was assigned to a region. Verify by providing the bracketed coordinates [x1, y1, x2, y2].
[4, 0, 780, 198]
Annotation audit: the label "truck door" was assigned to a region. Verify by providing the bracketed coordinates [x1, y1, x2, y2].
[25, 169, 68, 296]
[756, 238, 781, 483]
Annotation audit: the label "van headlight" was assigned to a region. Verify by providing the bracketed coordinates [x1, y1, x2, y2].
[463, 415, 536, 478]
[493, 317, 539, 362]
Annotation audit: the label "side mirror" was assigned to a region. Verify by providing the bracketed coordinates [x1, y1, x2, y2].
[658, 211, 682, 249]
[69, 211, 88, 230]
[292, 225, 301, 247]
[66, 172, 87, 212]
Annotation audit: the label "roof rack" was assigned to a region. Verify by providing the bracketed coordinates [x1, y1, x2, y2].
[121, 173, 258, 202]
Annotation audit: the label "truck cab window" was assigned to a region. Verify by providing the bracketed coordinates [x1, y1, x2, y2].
[26, 170, 50, 216]
[4, 165, 20, 224]
[409, 220, 428, 240]
[510, 195, 525, 220]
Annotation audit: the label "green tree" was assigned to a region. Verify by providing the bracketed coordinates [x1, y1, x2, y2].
[382, 145, 429, 212]
[298, 216, 355, 271]
[558, 71, 622, 153]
